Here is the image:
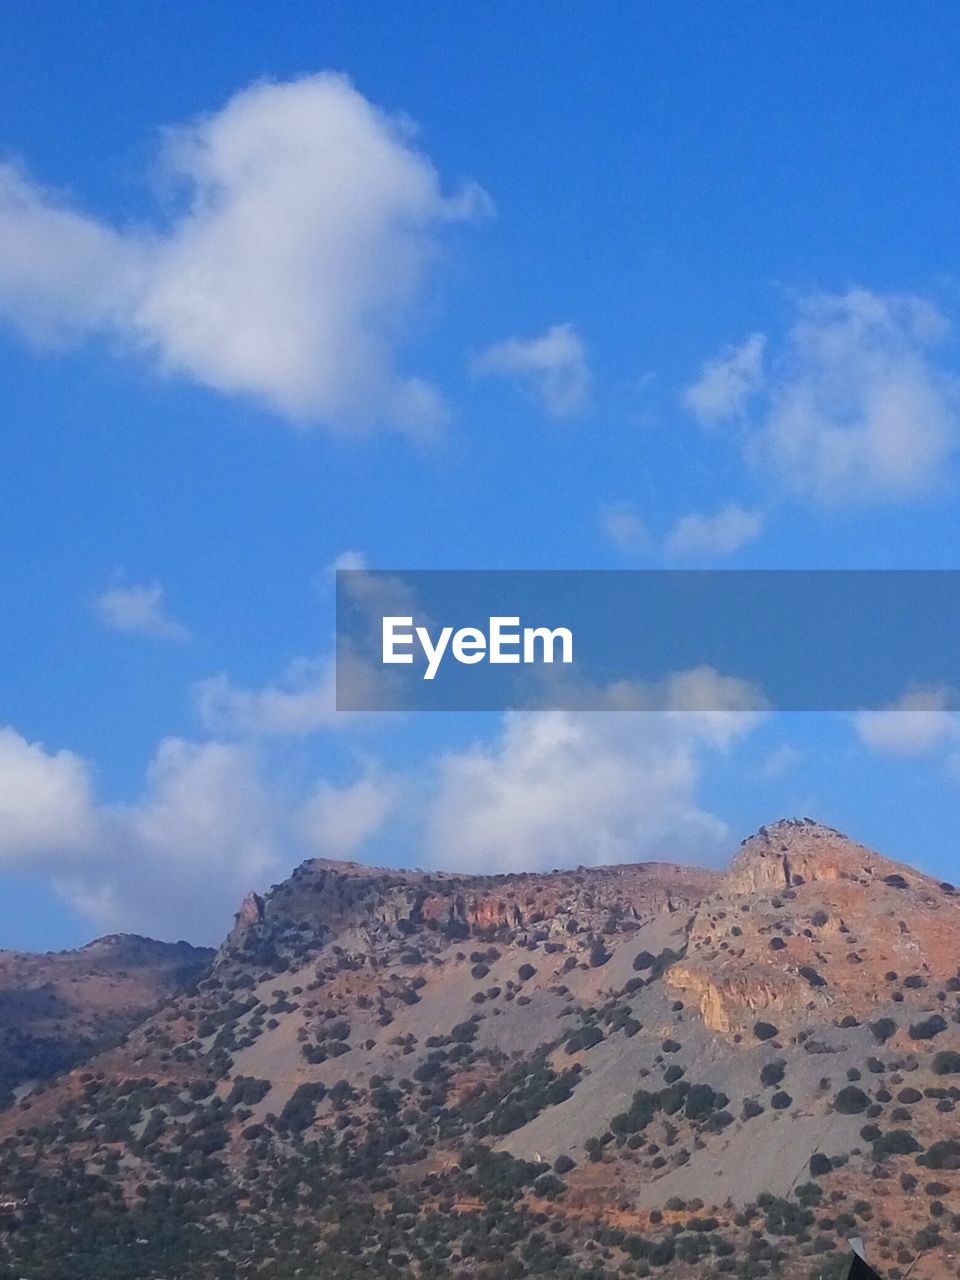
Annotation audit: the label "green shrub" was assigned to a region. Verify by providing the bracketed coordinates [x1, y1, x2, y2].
[873, 1129, 921, 1159]
[798, 965, 826, 988]
[918, 1139, 960, 1169]
[760, 1060, 786, 1087]
[910, 1015, 947, 1040]
[565, 1025, 604, 1054]
[870, 1017, 897, 1043]
[832, 1086, 870, 1114]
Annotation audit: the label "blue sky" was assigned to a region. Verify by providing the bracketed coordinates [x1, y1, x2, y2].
[0, 2, 958, 949]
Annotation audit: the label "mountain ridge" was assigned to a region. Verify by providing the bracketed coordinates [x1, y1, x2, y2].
[1, 819, 959, 1280]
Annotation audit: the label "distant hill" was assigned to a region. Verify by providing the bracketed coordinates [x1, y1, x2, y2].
[0, 933, 213, 1102]
[0, 820, 958, 1280]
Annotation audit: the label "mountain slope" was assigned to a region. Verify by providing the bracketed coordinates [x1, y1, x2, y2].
[0, 934, 213, 1103]
[1, 821, 959, 1280]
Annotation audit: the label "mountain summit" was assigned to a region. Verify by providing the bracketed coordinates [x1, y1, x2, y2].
[1, 821, 958, 1280]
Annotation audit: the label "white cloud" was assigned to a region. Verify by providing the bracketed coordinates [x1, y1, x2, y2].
[0, 727, 285, 943]
[686, 290, 959, 504]
[599, 501, 650, 555]
[78, 739, 284, 942]
[853, 688, 959, 756]
[0, 727, 98, 859]
[0, 74, 490, 434]
[194, 644, 399, 734]
[424, 678, 761, 873]
[96, 581, 190, 641]
[300, 767, 399, 858]
[472, 323, 591, 417]
[684, 332, 765, 424]
[0, 674, 761, 939]
[664, 503, 764, 559]
[195, 657, 339, 736]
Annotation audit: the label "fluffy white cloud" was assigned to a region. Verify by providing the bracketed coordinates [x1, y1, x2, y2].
[854, 688, 959, 756]
[684, 333, 765, 424]
[472, 323, 591, 417]
[0, 675, 761, 939]
[425, 679, 762, 872]
[0, 727, 98, 859]
[0, 74, 490, 433]
[96, 581, 189, 641]
[686, 290, 959, 504]
[75, 740, 284, 942]
[0, 727, 285, 943]
[664, 503, 764, 559]
[300, 767, 400, 858]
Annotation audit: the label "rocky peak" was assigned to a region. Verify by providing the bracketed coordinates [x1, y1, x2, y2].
[725, 817, 905, 893]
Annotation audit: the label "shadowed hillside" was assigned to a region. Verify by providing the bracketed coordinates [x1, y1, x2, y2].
[0, 934, 213, 1104]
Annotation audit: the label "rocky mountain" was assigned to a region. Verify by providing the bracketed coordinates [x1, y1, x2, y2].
[1, 820, 959, 1280]
[0, 934, 213, 1103]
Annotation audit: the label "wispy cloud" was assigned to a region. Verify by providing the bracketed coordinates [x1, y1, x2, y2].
[96, 581, 190, 642]
[0, 74, 491, 435]
[684, 289, 959, 504]
[599, 500, 650, 554]
[600, 500, 763, 560]
[684, 332, 765, 424]
[664, 503, 764, 559]
[472, 323, 591, 418]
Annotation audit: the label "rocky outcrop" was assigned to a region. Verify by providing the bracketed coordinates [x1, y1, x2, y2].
[667, 962, 828, 1033]
[220, 856, 717, 962]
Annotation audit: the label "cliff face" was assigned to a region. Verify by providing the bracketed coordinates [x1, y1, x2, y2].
[219, 855, 717, 964]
